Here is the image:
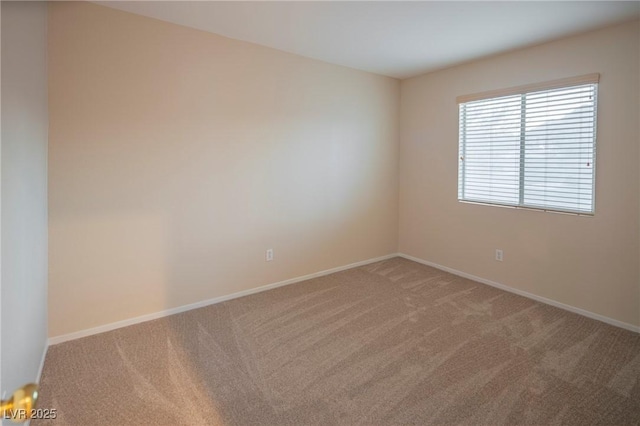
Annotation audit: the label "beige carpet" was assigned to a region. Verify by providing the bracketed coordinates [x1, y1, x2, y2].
[35, 258, 640, 425]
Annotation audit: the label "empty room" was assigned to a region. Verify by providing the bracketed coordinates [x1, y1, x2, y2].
[1, 1, 639, 424]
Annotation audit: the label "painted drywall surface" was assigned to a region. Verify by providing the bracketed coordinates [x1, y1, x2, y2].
[399, 20, 640, 327]
[1, 1, 48, 399]
[48, 2, 399, 337]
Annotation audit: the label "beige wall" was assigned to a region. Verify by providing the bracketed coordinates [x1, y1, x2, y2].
[1, 1, 48, 400]
[399, 20, 640, 327]
[48, 2, 399, 337]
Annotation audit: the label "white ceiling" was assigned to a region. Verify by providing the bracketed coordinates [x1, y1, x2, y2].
[96, 1, 640, 79]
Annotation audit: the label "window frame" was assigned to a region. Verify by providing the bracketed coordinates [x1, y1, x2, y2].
[457, 75, 599, 216]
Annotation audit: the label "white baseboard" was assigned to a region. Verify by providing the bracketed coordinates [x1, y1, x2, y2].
[398, 253, 640, 334]
[48, 251, 639, 346]
[48, 253, 398, 345]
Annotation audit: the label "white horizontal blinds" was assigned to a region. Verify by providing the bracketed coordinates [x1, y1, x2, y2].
[458, 95, 522, 206]
[458, 75, 598, 214]
[522, 85, 596, 213]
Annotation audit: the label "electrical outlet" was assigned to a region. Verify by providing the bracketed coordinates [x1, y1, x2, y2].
[495, 249, 503, 262]
[266, 248, 274, 262]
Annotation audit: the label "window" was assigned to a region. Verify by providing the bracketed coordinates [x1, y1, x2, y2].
[457, 74, 599, 215]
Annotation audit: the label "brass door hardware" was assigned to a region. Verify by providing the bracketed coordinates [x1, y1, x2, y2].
[1, 383, 39, 423]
